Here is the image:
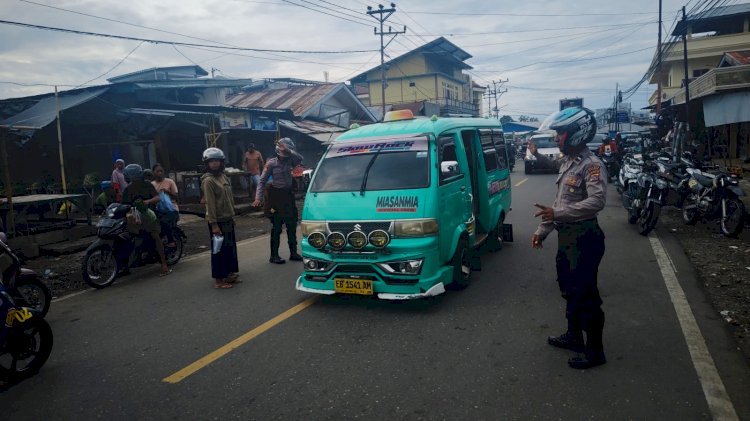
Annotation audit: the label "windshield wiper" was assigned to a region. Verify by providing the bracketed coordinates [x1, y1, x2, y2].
[359, 149, 382, 196]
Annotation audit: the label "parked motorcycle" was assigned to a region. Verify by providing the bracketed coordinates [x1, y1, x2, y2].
[0, 284, 53, 383]
[682, 169, 747, 237]
[630, 161, 668, 236]
[82, 203, 185, 289]
[0, 233, 51, 317]
[600, 150, 619, 183]
[618, 154, 644, 224]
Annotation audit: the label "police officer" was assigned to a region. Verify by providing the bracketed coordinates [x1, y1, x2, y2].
[530, 107, 607, 369]
[252, 138, 303, 264]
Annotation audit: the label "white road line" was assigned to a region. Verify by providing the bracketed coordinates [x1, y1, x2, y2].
[514, 178, 528, 187]
[649, 234, 739, 421]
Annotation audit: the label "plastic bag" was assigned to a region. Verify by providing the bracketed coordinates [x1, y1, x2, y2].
[157, 191, 176, 213]
[212, 235, 224, 254]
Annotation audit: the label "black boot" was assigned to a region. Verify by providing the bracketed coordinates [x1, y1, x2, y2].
[289, 252, 303, 261]
[547, 332, 584, 352]
[568, 350, 607, 369]
[269, 255, 286, 264]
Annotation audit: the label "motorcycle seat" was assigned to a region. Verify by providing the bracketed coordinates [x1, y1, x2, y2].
[693, 173, 715, 188]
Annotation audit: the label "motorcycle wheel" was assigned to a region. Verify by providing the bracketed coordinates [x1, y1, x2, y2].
[682, 194, 700, 225]
[12, 277, 51, 318]
[82, 245, 118, 289]
[720, 198, 746, 238]
[0, 317, 53, 383]
[637, 202, 660, 236]
[164, 235, 184, 266]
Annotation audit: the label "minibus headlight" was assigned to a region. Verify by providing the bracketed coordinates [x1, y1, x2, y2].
[394, 219, 438, 237]
[327, 232, 346, 250]
[347, 231, 368, 249]
[301, 221, 327, 237]
[378, 259, 424, 275]
[307, 232, 327, 249]
[368, 230, 390, 248]
[303, 258, 332, 272]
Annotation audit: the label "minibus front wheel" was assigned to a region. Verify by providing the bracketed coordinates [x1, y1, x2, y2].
[447, 238, 472, 290]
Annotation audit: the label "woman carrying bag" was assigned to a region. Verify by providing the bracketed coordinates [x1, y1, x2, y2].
[151, 163, 180, 248]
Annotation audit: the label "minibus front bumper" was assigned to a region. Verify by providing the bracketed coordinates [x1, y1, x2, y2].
[296, 276, 446, 300]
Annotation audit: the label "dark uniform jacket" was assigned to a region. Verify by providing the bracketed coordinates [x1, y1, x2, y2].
[533, 148, 607, 240]
[256, 150, 303, 218]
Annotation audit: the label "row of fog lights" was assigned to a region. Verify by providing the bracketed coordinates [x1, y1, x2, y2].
[307, 229, 390, 250]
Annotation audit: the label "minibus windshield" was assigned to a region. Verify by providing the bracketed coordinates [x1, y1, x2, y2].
[310, 137, 430, 193]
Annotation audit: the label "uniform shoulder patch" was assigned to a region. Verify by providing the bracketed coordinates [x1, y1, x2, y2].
[586, 164, 602, 182]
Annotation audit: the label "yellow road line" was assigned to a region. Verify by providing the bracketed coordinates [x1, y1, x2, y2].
[163, 296, 319, 384]
[514, 178, 528, 187]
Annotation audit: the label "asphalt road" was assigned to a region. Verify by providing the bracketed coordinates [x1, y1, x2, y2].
[2, 167, 749, 420]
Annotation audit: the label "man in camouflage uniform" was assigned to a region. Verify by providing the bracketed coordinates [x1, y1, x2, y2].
[530, 107, 607, 369]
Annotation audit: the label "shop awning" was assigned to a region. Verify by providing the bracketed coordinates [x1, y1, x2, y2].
[279, 119, 347, 144]
[0, 88, 108, 130]
[703, 91, 750, 127]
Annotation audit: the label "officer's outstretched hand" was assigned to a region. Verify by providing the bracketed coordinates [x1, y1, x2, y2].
[533, 203, 554, 221]
[531, 234, 543, 249]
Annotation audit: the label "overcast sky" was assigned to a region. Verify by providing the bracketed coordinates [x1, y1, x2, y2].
[0, 0, 733, 119]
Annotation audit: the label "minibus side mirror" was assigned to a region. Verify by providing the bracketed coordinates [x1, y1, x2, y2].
[441, 161, 460, 176]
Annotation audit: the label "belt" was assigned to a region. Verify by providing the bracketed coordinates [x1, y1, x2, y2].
[554, 218, 598, 230]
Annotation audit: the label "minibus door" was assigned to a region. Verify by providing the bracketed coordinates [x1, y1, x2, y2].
[460, 130, 481, 237]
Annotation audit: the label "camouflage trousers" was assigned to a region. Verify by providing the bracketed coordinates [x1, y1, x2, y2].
[555, 219, 606, 351]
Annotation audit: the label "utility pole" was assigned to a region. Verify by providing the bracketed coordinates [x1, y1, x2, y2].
[656, 0, 663, 114]
[615, 82, 619, 134]
[54, 85, 67, 194]
[681, 5, 691, 147]
[367, 3, 406, 121]
[484, 79, 508, 120]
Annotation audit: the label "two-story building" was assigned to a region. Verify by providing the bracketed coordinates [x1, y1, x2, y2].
[648, 3, 750, 163]
[349, 37, 485, 118]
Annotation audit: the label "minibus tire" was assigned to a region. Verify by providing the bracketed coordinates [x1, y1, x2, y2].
[447, 238, 471, 290]
[486, 218, 504, 252]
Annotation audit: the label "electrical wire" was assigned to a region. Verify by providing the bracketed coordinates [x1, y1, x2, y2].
[16, 0, 377, 69]
[0, 19, 378, 54]
[405, 10, 676, 17]
[76, 41, 144, 87]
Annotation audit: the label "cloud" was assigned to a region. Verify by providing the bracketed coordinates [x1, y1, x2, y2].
[0, 0, 690, 117]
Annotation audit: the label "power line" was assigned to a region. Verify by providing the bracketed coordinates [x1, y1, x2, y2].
[405, 10, 676, 17]
[277, 0, 373, 27]
[76, 41, 145, 87]
[16, 0, 371, 68]
[0, 19, 378, 54]
[400, 21, 655, 37]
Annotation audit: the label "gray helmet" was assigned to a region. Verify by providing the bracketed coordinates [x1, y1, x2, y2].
[275, 137, 296, 157]
[123, 164, 144, 183]
[539, 107, 597, 148]
[202, 147, 225, 162]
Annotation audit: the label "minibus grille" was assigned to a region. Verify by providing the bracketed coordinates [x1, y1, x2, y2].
[336, 265, 378, 274]
[327, 221, 392, 236]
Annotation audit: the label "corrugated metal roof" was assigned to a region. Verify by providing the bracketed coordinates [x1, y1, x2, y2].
[673, 3, 750, 35]
[278, 119, 347, 144]
[226, 84, 341, 117]
[721, 50, 750, 66]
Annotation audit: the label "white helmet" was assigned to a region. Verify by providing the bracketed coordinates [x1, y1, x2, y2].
[539, 107, 597, 148]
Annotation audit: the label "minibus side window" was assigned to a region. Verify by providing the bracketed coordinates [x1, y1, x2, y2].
[480, 130, 499, 172]
[439, 136, 462, 185]
[492, 129, 509, 170]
